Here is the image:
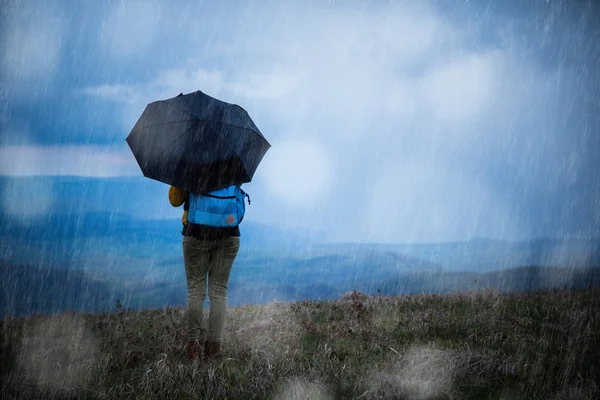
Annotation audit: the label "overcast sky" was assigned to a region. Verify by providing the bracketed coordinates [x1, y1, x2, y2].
[1, 0, 599, 243]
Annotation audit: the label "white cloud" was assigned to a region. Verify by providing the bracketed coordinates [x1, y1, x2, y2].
[258, 139, 332, 206]
[80, 68, 232, 130]
[0, 145, 140, 178]
[80, 2, 456, 128]
[231, 68, 305, 101]
[1, 2, 65, 83]
[81, 2, 517, 140]
[99, 0, 163, 58]
[155, 68, 228, 99]
[420, 51, 501, 123]
[357, 157, 523, 243]
[76, 1, 567, 241]
[79, 84, 139, 102]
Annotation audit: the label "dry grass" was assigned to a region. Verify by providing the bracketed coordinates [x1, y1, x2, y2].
[1, 289, 599, 399]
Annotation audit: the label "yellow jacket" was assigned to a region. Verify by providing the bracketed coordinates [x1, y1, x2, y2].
[169, 186, 189, 224]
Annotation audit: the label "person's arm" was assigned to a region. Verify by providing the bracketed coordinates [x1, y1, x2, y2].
[169, 186, 187, 207]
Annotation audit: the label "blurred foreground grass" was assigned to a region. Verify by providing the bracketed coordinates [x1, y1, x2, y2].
[1, 289, 599, 399]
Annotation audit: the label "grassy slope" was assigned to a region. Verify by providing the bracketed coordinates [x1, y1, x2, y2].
[1, 289, 599, 400]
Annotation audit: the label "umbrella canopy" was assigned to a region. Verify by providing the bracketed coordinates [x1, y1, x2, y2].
[126, 90, 270, 194]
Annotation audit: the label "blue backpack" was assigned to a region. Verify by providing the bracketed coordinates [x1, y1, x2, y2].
[187, 185, 249, 228]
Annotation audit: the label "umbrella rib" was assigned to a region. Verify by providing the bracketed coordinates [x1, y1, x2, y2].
[205, 104, 267, 139]
[140, 119, 262, 137]
[155, 121, 199, 161]
[152, 102, 265, 152]
[136, 119, 198, 130]
[142, 118, 269, 154]
[168, 101, 267, 140]
[138, 102, 270, 169]
[136, 120, 198, 164]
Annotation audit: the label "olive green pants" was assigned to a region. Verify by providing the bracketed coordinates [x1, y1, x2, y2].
[182, 235, 240, 343]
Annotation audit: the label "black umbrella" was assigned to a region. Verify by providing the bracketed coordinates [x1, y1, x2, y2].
[126, 90, 270, 194]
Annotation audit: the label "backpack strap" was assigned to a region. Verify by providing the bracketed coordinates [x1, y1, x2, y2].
[238, 187, 251, 205]
[183, 191, 190, 211]
[203, 193, 237, 200]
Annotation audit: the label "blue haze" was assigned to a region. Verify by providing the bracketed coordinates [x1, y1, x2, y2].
[1, 1, 600, 316]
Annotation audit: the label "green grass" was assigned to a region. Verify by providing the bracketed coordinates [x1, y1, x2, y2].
[1, 289, 599, 399]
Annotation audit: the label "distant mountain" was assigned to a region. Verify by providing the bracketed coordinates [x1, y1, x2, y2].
[1, 211, 175, 240]
[0, 175, 327, 249]
[3, 260, 599, 318]
[3, 174, 598, 270]
[367, 266, 600, 296]
[2, 179, 600, 318]
[326, 238, 600, 272]
[0, 262, 115, 317]
[0, 211, 328, 270]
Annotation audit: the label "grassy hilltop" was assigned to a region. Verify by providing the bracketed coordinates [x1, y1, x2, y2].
[1, 289, 599, 399]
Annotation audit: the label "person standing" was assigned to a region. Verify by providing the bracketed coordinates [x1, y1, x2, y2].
[169, 185, 243, 361]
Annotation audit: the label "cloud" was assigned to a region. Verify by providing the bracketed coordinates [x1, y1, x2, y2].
[79, 2, 452, 124]
[80, 2, 521, 141]
[79, 84, 139, 102]
[0, 145, 140, 178]
[99, 0, 163, 58]
[258, 139, 333, 206]
[420, 51, 501, 123]
[74, 1, 592, 241]
[358, 157, 522, 243]
[79, 68, 233, 131]
[0, 1, 65, 83]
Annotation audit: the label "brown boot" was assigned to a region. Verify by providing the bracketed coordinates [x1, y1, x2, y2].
[186, 340, 203, 361]
[204, 341, 221, 359]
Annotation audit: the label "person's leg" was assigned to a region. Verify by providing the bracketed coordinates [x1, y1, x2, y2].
[182, 236, 213, 357]
[206, 236, 240, 354]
